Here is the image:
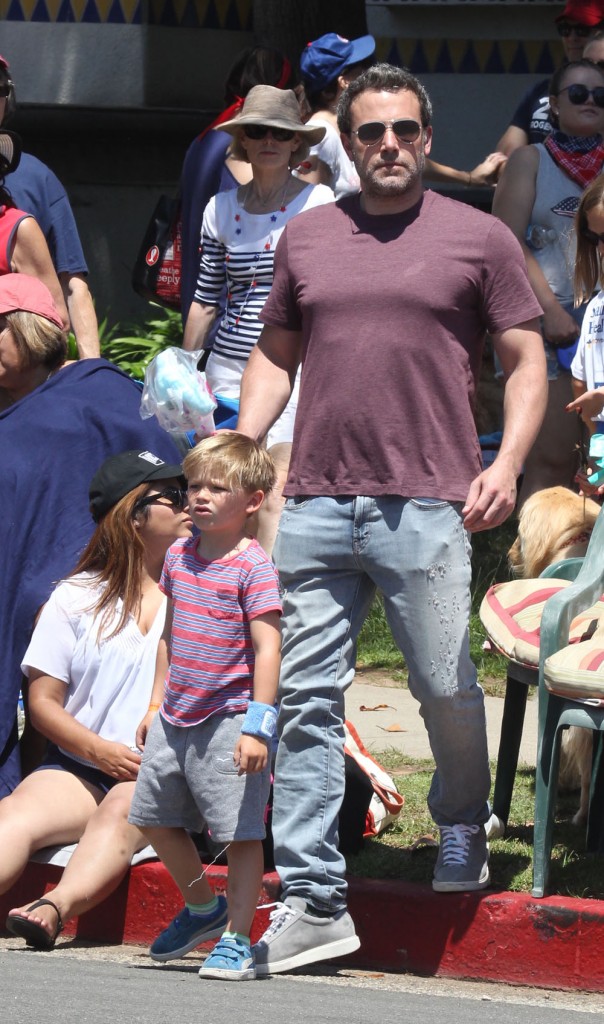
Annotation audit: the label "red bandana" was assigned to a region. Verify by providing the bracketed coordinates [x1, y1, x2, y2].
[544, 132, 604, 189]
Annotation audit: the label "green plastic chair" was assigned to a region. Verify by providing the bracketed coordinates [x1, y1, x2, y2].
[491, 558, 585, 831]
[532, 512, 604, 898]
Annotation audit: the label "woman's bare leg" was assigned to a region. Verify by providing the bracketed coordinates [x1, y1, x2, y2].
[255, 442, 292, 558]
[7, 781, 148, 939]
[0, 769, 101, 897]
[518, 374, 582, 507]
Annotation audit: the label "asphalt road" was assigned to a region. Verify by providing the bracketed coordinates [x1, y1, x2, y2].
[2, 940, 603, 1024]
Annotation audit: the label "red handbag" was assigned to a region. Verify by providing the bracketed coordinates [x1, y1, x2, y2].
[132, 194, 182, 311]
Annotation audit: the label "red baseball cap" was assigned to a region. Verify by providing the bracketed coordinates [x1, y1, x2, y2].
[0, 273, 64, 328]
[555, 0, 604, 25]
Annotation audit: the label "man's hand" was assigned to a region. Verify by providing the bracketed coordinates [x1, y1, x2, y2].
[462, 459, 517, 532]
[233, 734, 269, 775]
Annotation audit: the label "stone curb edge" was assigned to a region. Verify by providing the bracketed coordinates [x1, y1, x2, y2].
[1, 861, 603, 992]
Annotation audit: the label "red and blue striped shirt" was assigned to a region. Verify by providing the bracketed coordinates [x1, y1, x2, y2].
[159, 537, 282, 727]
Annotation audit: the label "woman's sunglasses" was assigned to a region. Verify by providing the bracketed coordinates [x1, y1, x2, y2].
[558, 83, 604, 107]
[351, 119, 422, 146]
[243, 125, 295, 142]
[134, 487, 188, 512]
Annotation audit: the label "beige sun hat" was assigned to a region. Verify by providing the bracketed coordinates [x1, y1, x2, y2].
[217, 85, 326, 145]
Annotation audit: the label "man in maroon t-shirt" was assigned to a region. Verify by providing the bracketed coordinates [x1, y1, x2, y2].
[238, 64, 547, 976]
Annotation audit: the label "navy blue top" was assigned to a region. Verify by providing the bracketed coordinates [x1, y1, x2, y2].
[5, 153, 88, 275]
[180, 128, 238, 326]
[509, 78, 552, 145]
[0, 359, 181, 796]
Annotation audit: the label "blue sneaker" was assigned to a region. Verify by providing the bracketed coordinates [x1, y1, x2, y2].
[198, 937, 256, 981]
[150, 896, 228, 962]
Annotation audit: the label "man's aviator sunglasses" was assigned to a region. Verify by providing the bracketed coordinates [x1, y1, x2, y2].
[351, 119, 422, 145]
[134, 487, 188, 512]
[243, 125, 296, 142]
[558, 83, 604, 108]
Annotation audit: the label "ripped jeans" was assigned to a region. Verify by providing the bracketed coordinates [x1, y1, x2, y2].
[271, 495, 490, 911]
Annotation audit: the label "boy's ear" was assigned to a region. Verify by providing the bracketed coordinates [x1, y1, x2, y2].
[246, 489, 265, 515]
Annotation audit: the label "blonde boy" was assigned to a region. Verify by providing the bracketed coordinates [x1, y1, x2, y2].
[129, 434, 282, 981]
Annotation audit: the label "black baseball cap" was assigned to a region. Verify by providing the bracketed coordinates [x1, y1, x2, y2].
[89, 450, 185, 523]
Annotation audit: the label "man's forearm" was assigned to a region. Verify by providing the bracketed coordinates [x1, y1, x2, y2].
[498, 346, 547, 476]
[237, 343, 294, 441]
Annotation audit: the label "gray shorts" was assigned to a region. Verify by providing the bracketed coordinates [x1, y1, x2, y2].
[128, 712, 271, 843]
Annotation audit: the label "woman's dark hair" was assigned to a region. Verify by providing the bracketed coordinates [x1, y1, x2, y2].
[0, 61, 17, 122]
[304, 58, 373, 115]
[338, 63, 432, 135]
[549, 58, 604, 99]
[224, 46, 294, 104]
[70, 482, 152, 638]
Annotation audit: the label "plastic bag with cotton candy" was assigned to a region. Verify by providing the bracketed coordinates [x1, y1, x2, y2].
[140, 347, 216, 436]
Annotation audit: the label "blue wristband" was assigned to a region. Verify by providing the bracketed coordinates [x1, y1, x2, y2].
[241, 701, 278, 741]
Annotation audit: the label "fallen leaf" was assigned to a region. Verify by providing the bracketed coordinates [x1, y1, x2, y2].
[359, 703, 396, 712]
[409, 833, 439, 851]
[378, 723, 406, 733]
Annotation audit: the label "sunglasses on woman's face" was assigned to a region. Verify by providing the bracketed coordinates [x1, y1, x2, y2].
[558, 83, 604, 107]
[134, 487, 188, 512]
[242, 125, 295, 142]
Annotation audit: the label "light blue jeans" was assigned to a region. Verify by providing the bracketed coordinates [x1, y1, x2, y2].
[272, 495, 491, 912]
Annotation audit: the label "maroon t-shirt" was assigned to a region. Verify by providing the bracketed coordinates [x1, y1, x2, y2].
[260, 190, 542, 503]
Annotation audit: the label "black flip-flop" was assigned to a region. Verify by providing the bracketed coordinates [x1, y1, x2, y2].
[6, 898, 64, 950]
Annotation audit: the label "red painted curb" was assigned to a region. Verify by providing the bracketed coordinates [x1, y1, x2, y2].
[2, 862, 604, 992]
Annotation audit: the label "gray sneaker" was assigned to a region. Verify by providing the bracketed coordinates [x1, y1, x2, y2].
[432, 823, 490, 892]
[252, 896, 360, 975]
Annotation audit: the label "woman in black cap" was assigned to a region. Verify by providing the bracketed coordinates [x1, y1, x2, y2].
[1, 450, 192, 950]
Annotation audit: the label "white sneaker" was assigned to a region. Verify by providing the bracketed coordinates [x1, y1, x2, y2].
[252, 897, 360, 976]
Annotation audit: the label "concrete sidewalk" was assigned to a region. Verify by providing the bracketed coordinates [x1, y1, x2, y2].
[345, 671, 538, 764]
[4, 673, 604, 993]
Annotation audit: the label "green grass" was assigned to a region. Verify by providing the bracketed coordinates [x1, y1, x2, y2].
[356, 519, 516, 689]
[346, 754, 604, 899]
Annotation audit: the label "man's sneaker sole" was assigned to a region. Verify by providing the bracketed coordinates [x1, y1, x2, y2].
[255, 933, 361, 976]
[432, 868, 491, 893]
[150, 915, 228, 962]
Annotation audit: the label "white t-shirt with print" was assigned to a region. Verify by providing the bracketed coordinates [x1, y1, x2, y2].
[21, 573, 165, 764]
[571, 289, 604, 423]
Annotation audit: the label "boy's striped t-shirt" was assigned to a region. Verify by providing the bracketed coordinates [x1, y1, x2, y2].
[159, 536, 281, 726]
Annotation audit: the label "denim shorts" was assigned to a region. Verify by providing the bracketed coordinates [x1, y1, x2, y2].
[36, 744, 117, 796]
[128, 711, 271, 843]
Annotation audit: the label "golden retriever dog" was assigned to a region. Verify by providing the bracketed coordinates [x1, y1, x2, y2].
[508, 487, 601, 826]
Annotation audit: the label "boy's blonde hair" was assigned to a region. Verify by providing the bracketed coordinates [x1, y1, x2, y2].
[183, 433, 276, 494]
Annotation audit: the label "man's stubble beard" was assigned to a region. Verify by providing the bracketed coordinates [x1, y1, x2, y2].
[359, 147, 425, 199]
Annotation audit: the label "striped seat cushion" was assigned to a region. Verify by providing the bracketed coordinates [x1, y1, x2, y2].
[545, 634, 604, 702]
[480, 579, 604, 669]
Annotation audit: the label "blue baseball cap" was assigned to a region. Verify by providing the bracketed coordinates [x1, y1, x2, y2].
[300, 33, 376, 92]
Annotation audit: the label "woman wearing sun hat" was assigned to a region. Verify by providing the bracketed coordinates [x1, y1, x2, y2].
[183, 84, 334, 554]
